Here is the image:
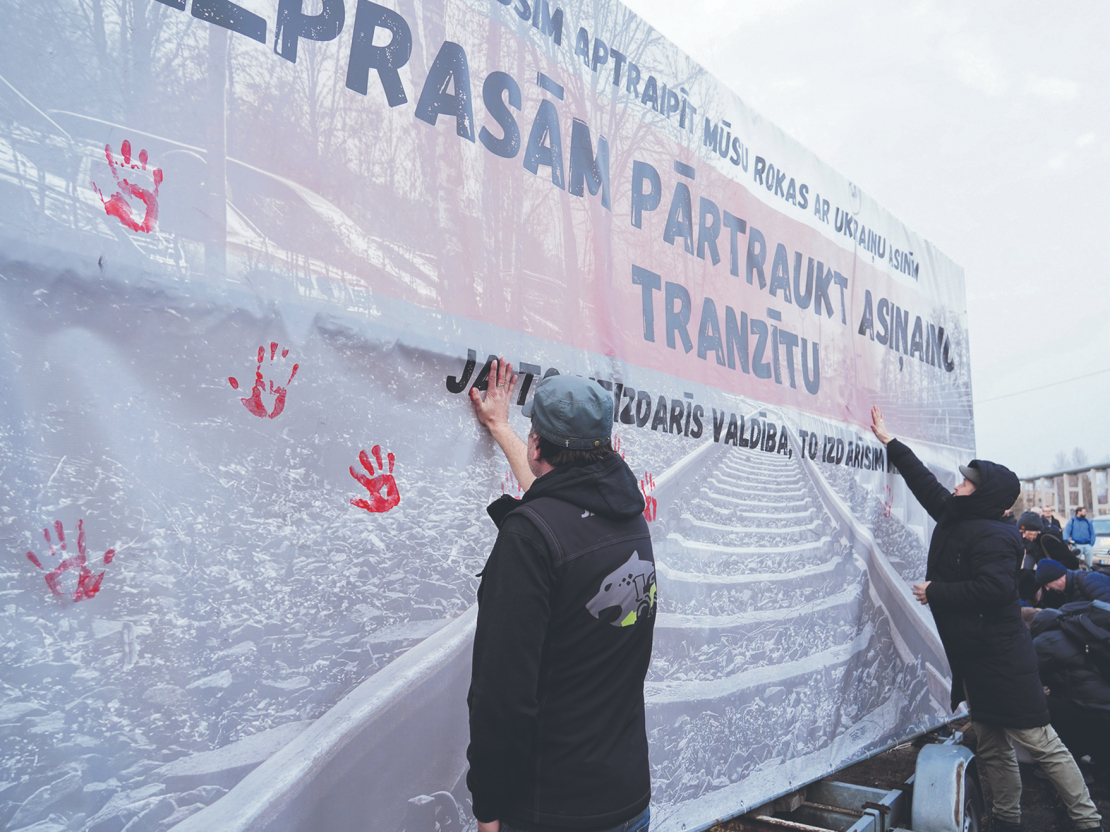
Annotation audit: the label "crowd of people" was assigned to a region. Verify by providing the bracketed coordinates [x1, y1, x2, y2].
[1028, 551, 1110, 785]
[456, 372, 1107, 832]
[871, 407, 1108, 832]
[1011, 504, 1099, 569]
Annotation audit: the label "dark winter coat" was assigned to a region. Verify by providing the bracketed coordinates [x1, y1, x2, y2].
[1061, 569, 1110, 604]
[887, 440, 1049, 728]
[1022, 533, 1082, 572]
[1032, 604, 1110, 715]
[467, 454, 654, 831]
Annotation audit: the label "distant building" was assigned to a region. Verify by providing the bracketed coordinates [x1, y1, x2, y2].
[1015, 464, 1110, 518]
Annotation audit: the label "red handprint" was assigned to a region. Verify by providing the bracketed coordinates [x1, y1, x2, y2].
[882, 484, 894, 518]
[613, 434, 626, 460]
[90, 140, 163, 233]
[26, 520, 116, 602]
[228, 342, 300, 419]
[501, 470, 523, 496]
[640, 473, 657, 522]
[350, 446, 401, 513]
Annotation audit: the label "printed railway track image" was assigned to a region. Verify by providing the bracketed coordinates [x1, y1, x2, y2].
[642, 433, 950, 827]
[0, 15, 977, 832]
[174, 420, 953, 832]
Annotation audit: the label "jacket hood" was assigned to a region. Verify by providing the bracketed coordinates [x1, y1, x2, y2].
[486, 454, 646, 528]
[523, 454, 647, 521]
[951, 458, 1019, 520]
[1030, 608, 1061, 639]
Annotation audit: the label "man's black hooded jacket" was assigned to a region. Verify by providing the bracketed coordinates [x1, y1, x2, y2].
[466, 453, 655, 832]
[887, 439, 1049, 728]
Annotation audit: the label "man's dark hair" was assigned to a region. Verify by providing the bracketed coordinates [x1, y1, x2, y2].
[532, 428, 617, 468]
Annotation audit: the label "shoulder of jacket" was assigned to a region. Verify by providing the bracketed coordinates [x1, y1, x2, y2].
[499, 504, 554, 540]
[950, 516, 993, 534]
[510, 496, 577, 523]
[505, 500, 569, 556]
[959, 520, 1020, 551]
[972, 517, 1019, 537]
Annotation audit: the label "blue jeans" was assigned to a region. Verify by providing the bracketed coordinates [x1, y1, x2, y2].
[500, 806, 650, 832]
[1076, 543, 1093, 568]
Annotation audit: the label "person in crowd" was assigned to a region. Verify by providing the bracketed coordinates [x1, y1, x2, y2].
[869, 406, 1103, 832]
[1025, 512, 1081, 569]
[1018, 511, 1045, 604]
[1065, 507, 1097, 569]
[1019, 512, 1081, 603]
[1042, 505, 1064, 538]
[1032, 603, 1110, 782]
[1019, 511, 1045, 565]
[1036, 560, 1110, 606]
[1001, 508, 1018, 526]
[466, 359, 655, 832]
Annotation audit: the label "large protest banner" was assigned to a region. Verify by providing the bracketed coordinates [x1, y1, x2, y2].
[0, 0, 974, 830]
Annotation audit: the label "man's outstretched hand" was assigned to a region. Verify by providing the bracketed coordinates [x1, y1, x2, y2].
[470, 358, 535, 491]
[470, 358, 517, 436]
[870, 405, 894, 446]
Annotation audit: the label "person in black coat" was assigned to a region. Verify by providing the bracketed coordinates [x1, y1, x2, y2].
[1036, 560, 1110, 605]
[870, 407, 1103, 832]
[1019, 513, 1082, 604]
[1032, 604, 1110, 772]
[1020, 511, 1081, 571]
[1043, 506, 1065, 537]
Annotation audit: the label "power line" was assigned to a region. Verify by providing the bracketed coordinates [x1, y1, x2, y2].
[975, 367, 1110, 404]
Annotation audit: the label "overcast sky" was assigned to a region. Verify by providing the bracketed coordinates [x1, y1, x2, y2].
[621, 0, 1110, 479]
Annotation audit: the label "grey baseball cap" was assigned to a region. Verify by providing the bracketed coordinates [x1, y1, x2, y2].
[959, 463, 981, 485]
[522, 375, 613, 449]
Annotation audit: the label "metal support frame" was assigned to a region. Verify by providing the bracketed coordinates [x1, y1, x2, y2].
[728, 729, 978, 832]
[733, 779, 908, 832]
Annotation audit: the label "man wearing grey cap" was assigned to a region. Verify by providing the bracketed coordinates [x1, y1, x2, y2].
[466, 359, 656, 832]
[870, 406, 1103, 832]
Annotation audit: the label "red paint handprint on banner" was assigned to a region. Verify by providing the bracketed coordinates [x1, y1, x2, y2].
[26, 520, 116, 602]
[501, 471, 523, 496]
[229, 342, 300, 419]
[90, 140, 163, 233]
[640, 473, 657, 522]
[350, 446, 401, 513]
